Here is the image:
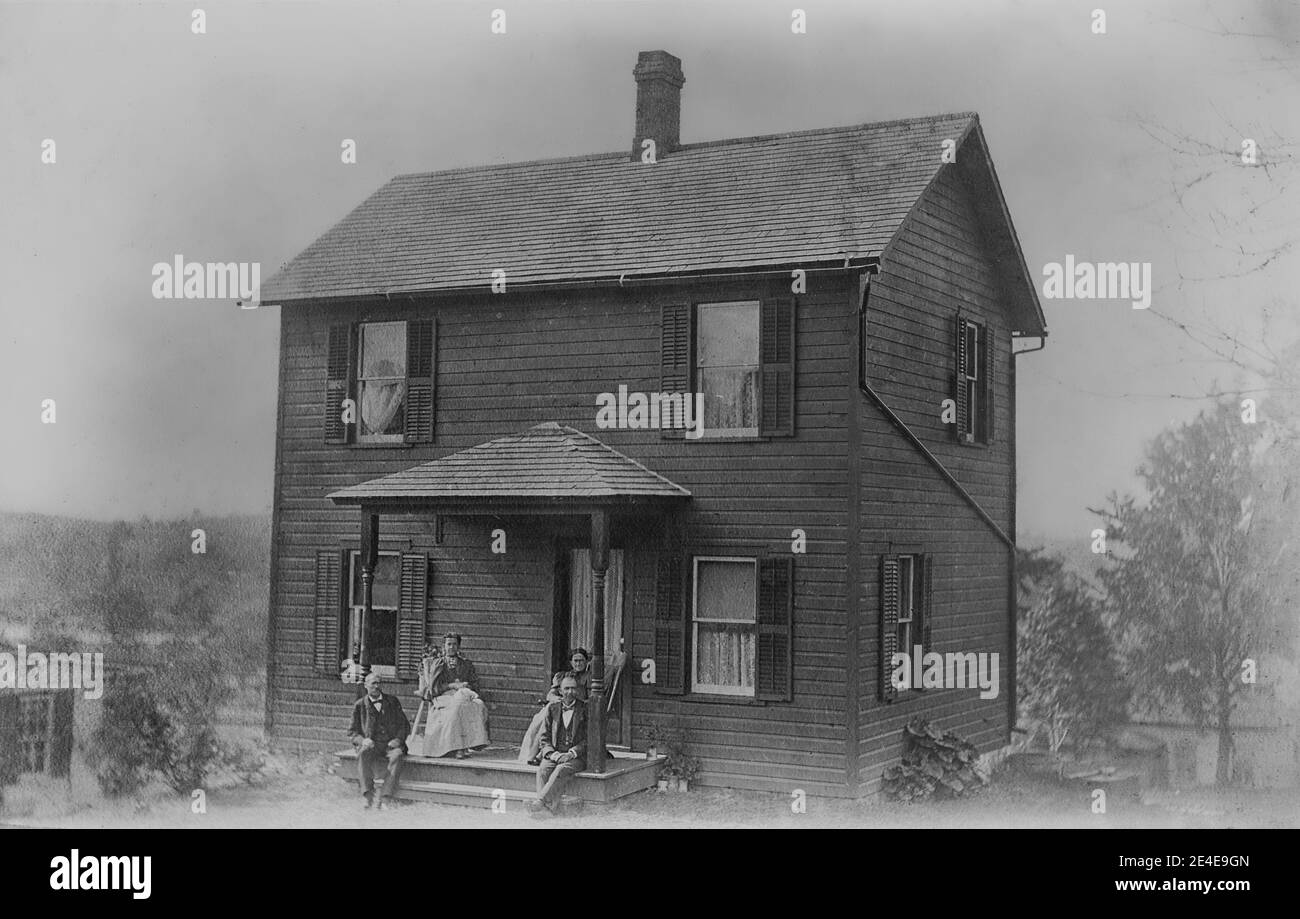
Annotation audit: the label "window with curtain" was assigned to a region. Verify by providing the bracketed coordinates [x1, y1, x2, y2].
[569, 549, 623, 668]
[697, 301, 760, 437]
[358, 321, 407, 442]
[347, 550, 400, 675]
[692, 556, 757, 696]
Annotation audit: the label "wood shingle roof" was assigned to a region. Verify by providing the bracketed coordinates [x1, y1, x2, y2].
[262, 113, 981, 303]
[327, 423, 691, 505]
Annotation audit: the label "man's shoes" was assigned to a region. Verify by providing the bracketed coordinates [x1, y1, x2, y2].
[362, 795, 374, 810]
[377, 799, 389, 811]
[527, 799, 551, 819]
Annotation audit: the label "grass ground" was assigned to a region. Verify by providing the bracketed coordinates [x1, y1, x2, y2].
[3, 754, 1297, 829]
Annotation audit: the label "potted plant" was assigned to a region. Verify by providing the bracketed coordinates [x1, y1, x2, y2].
[674, 755, 700, 792]
[645, 725, 661, 760]
[662, 734, 700, 793]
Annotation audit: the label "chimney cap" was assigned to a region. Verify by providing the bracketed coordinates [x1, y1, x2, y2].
[633, 50, 685, 87]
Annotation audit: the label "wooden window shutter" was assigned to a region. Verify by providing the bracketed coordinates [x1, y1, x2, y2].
[879, 554, 901, 702]
[313, 549, 344, 676]
[760, 297, 796, 437]
[0, 693, 19, 784]
[953, 314, 969, 444]
[325, 324, 355, 444]
[397, 553, 430, 681]
[404, 319, 436, 444]
[756, 555, 794, 701]
[660, 303, 692, 440]
[49, 691, 74, 778]
[653, 552, 686, 693]
[921, 554, 934, 658]
[983, 326, 994, 444]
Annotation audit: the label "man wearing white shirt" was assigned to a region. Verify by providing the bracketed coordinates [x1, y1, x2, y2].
[531, 675, 587, 815]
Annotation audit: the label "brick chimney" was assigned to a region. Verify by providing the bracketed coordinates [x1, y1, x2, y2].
[632, 50, 685, 159]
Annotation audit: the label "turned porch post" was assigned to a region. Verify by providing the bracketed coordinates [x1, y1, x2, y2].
[586, 508, 610, 773]
[358, 510, 380, 673]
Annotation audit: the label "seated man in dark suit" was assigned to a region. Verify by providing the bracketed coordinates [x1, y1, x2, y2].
[531, 675, 587, 816]
[348, 671, 410, 809]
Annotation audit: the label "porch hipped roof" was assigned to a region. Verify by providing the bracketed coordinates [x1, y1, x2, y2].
[327, 423, 691, 509]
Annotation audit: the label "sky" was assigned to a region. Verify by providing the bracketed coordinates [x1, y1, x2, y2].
[0, 0, 1296, 543]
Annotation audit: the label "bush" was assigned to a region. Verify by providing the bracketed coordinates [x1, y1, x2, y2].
[89, 632, 237, 797]
[882, 719, 986, 803]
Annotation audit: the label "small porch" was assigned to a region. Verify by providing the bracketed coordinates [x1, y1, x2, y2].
[334, 744, 666, 807]
[327, 422, 690, 802]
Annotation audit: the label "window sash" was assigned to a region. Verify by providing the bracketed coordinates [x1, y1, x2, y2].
[347, 550, 401, 676]
[697, 302, 761, 436]
[357, 322, 408, 442]
[691, 556, 757, 696]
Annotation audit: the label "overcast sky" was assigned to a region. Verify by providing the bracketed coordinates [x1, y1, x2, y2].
[1, 0, 1296, 543]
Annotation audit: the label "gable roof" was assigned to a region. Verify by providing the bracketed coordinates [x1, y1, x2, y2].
[327, 423, 690, 506]
[263, 112, 1045, 334]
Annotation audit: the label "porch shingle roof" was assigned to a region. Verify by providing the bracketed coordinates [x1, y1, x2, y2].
[262, 113, 978, 302]
[327, 423, 690, 505]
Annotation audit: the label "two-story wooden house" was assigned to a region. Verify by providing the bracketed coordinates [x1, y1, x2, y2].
[260, 50, 1047, 802]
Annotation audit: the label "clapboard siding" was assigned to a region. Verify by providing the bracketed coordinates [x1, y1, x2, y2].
[854, 166, 1016, 797]
[268, 277, 854, 796]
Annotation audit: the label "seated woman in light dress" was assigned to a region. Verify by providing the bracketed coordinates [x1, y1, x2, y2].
[518, 647, 595, 765]
[416, 633, 490, 759]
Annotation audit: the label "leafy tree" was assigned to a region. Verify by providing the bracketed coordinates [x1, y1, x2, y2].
[1095, 399, 1278, 786]
[1016, 547, 1128, 754]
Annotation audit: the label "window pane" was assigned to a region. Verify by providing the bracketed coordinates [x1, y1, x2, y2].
[899, 557, 913, 622]
[697, 302, 759, 368]
[359, 380, 406, 436]
[367, 609, 397, 667]
[700, 367, 758, 431]
[359, 322, 407, 379]
[696, 559, 756, 621]
[965, 325, 979, 380]
[696, 623, 755, 689]
[351, 553, 401, 608]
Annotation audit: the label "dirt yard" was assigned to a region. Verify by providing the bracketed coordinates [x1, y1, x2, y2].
[3, 754, 1297, 829]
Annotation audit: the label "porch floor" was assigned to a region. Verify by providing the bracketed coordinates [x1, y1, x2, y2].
[335, 744, 666, 809]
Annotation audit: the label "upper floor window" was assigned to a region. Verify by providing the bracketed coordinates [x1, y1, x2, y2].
[659, 297, 796, 440]
[325, 319, 436, 446]
[357, 322, 407, 443]
[697, 302, 760, 437]
[954, 316, 993, 445]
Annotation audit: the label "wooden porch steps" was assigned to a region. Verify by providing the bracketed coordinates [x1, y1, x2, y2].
[335, 747, 665, 808]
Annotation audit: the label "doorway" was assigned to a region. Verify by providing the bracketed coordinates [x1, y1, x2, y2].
[553, 545, 630, 747]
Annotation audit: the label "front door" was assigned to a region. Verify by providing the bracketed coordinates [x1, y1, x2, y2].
[554, 547, 629, 747]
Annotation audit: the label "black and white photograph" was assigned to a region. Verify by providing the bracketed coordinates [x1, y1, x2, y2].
[0, 0, 1296, 868]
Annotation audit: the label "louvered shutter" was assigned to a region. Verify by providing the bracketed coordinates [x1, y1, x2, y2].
[921, 554, 934, 658]
[0, 692, 19, 785]
[953, 315, 969, 444]
[760, 298, 796, 437]
[653, 553, 686, 693]
[325, 324, 354, 444]
[756, 556, 794, 701]
[404, 319, 435, 443]
[397, 553, 429, 681]
[660, 304, 692, 440]
[879, 554, 901, 702]
[313, 549, 344, 676]
[983, 326, 994, 444]
[49, 691, 74, 778]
